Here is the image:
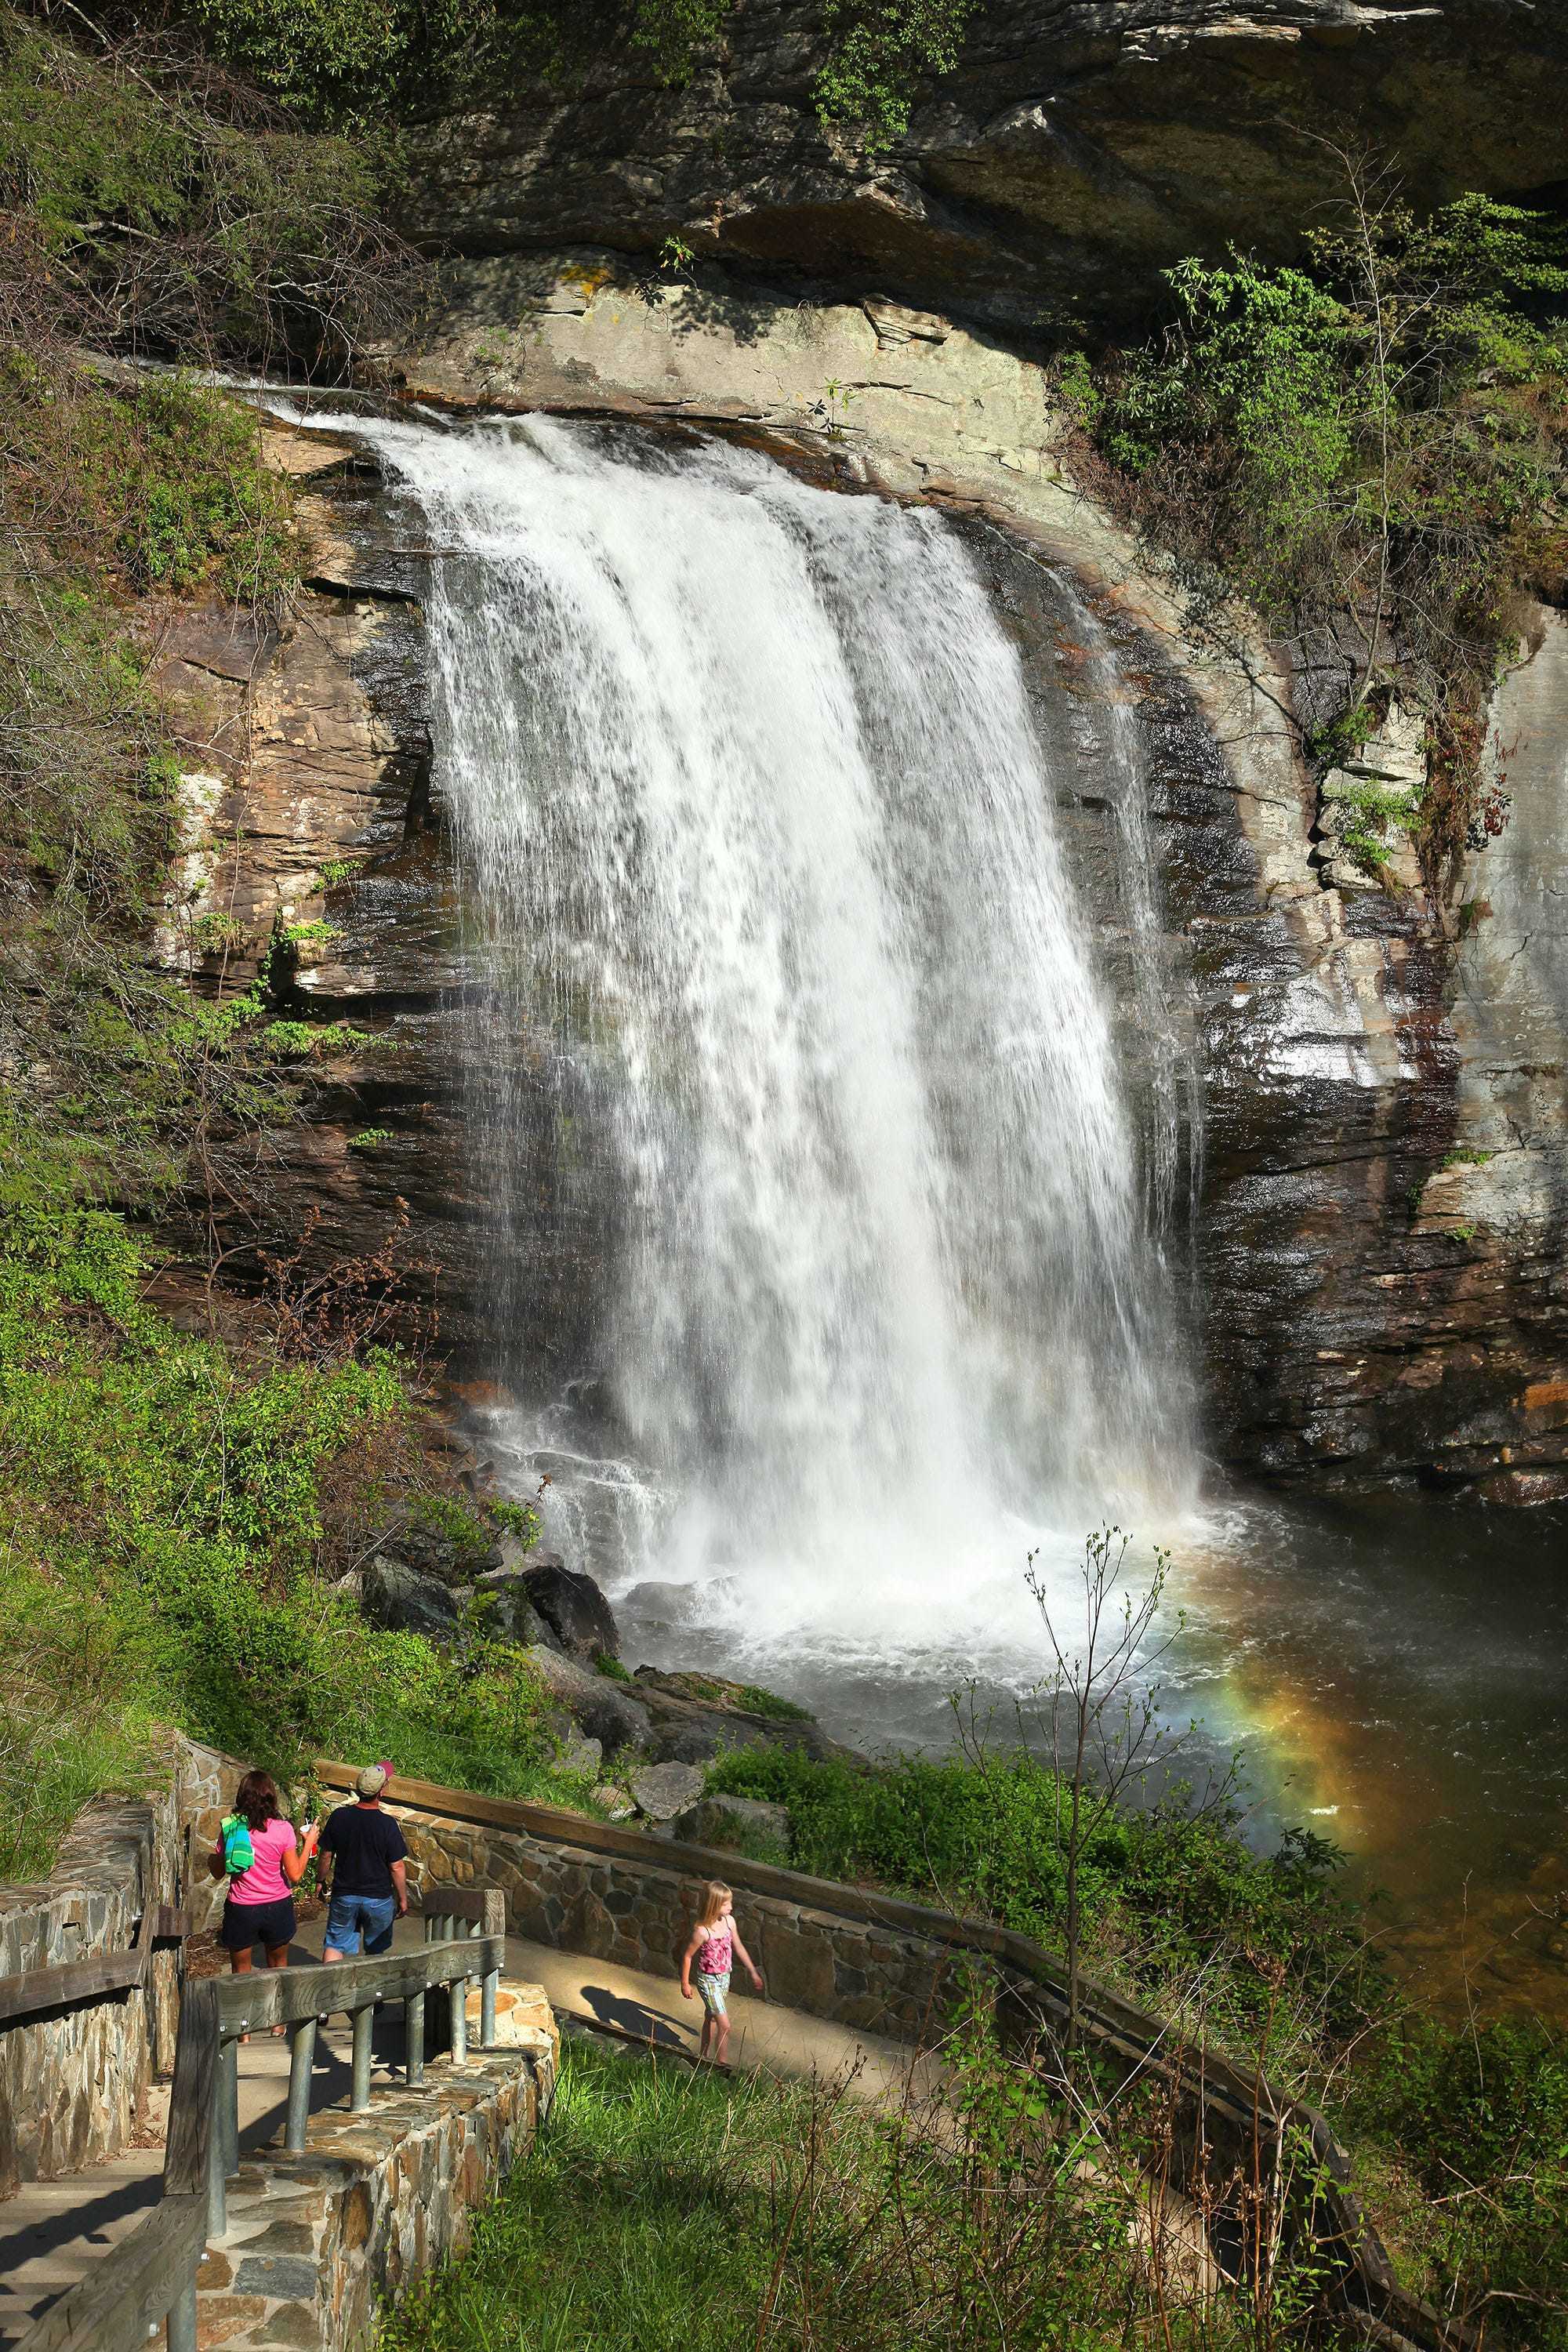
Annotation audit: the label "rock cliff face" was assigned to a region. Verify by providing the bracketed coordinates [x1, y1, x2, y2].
[170, 247, 1568, 1502]
[405, 0, 1568, 332]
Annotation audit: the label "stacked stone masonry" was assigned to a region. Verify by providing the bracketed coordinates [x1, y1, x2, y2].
[0, 1762, 184, 2198]
[197, 2043, 554, 2352]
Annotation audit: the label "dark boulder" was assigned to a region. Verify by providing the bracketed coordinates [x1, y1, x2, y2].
[524, 1644, 652, 1756]
[517, 1558, 619, 1661]
[379, 1516, 503, 1586]
[472, 1568, 554, 1648]
[362, 1558, 464, 1642]
[673, 1794, 791, 1857]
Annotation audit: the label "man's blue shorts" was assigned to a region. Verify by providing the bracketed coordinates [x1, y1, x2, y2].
[325, 1891, 397, 1955]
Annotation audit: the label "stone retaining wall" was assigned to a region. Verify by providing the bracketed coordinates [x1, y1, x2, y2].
[198, 2035, 554, 2352]
[384, 1801, 967, 2043]
[0, 1770, 184, 2197]
[176, 1735, 249, 1935]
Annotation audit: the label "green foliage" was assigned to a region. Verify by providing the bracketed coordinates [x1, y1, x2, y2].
[488, 1496, 540, 1548]
[349, 1127, 394, 1149]
[191, 910, 251, 956]
[706, 1742, 1373, 2063]
[1305, 698, 1379, 766]
[260, 1018, 382, 1058]
[815, 0, 974, 151]
[181, 0, 733, 128]
[176, 0, 971, 147]
[0, 1146, 596, 1864]
[408, 1491, 496, 1555]
[0, 5, 416, 364]
[1100, 252, 1355, 599]
[594, 1650, 632, 1682]
[1091, 188, 1568, 883]
[0, 358, 310, 1200]
[626, 0, 730, 78]
[1346, 2016, 1568, 2347]
[378, 2034, 1261, 2351]
[1327, 776, 1417, 876]
[737, 1682, 814, 1722]
[317, 858, 361, 886]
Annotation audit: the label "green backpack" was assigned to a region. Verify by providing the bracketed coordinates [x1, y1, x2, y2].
[220, 1813, 255, 1877]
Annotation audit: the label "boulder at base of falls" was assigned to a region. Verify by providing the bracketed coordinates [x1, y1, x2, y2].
[517, 1557, 620, 1660]
[673, 1794, 790, 1858]
[629, 1761, 706, 1822]
[472, 1568, 554, 1646]
[524, 1644, 653, 1755]
[632, 1668, 855, 1766]
[362, 1558, 464, 1642]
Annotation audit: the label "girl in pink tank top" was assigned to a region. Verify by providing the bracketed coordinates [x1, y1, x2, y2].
[680, 1880, 764, 2065]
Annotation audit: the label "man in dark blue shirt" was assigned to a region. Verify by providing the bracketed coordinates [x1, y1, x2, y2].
[318, 1763, 410, 1959]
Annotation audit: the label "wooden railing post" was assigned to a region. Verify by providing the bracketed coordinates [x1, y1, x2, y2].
[405, 1988, 425, 2085]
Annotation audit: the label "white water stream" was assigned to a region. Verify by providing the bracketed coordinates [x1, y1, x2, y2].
[296, 410, 1199, 1664]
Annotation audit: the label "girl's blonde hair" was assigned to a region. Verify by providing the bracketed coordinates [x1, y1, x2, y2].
[697, 1880, 732, 1929]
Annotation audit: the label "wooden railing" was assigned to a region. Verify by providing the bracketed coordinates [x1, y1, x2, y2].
[0, 1906, 189, 2029]
[10, 1889, 505, 2352]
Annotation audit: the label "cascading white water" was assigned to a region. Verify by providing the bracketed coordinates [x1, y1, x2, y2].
[312, 409, 1196, 1659]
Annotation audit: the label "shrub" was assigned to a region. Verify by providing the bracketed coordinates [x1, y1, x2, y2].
[0, 1144, 589, 1864]
[0, 5, 421, 365]
[815, 0, 975, 151]
[1087, 183, 1568, 887]
[1346, 2015, 1568, 2347]
[706, 1742, 1376, 2066]
[737, 1682, 813, 1722]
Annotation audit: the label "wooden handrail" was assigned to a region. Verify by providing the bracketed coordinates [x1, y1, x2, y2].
[0, 1907, 190, 2030]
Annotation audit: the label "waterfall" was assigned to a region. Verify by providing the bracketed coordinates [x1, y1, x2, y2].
[313, 410, 1195, 1658]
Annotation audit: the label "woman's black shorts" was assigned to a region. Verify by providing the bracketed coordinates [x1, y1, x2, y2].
[220, 1894, 296, 1953]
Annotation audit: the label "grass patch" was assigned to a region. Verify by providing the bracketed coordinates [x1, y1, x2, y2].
[704, 1741, 1374, 2074]
[379, 2031, 1263, 2351]
[738, 1681, 814, 1722]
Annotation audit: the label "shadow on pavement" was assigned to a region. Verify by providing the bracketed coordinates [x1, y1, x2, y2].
[579, 1984, 690, 2048]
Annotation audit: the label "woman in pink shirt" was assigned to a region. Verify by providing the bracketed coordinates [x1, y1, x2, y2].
[208, 1770, 320, 2031]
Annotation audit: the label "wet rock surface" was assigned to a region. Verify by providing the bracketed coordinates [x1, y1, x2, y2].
[362, 1559, 464, 1642]
[524, 1646, 656, 1755]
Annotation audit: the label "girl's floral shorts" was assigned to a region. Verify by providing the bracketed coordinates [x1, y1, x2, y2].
[697, 1969, 730, 2017]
